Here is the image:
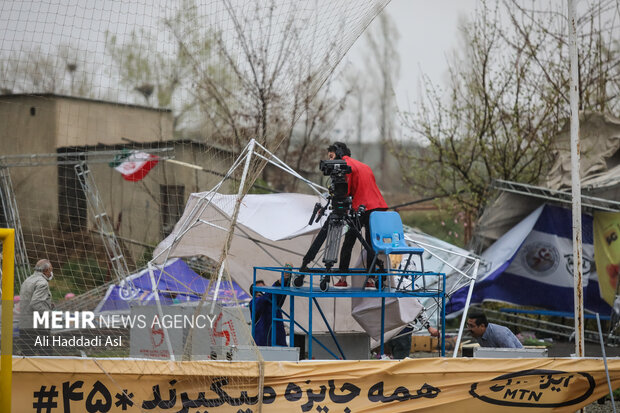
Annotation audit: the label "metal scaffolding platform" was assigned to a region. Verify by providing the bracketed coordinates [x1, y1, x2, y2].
[252, 266, 447, 359]
[492, 179, 620, 212]
[0, 147, 175, 167]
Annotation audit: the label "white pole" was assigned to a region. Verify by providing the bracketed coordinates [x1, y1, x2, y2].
[568, 0, 584, 358]
[148, 262, 176, 361]
[453, 259, 480, 358]
[209, 139, 256, 314]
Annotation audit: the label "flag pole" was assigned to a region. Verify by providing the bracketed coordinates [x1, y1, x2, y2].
[568, 0, 584, 358]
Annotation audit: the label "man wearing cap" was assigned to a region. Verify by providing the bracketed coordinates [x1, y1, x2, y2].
[299, 142, 387, 289]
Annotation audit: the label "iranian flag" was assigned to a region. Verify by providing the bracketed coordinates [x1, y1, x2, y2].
[109, 150, 159, 182]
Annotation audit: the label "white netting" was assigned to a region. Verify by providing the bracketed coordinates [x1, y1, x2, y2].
[0, 0, 388, 410]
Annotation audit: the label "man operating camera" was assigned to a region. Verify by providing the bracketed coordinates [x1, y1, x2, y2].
[299, 142, 387, 289]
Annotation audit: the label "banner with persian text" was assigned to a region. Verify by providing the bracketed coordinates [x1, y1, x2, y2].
[13, 357, 620, 412]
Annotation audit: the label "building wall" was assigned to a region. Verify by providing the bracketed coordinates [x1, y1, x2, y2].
[55, 97, 173, 146]
[1, 94, 233, 266]
[0, 95, 59, 227]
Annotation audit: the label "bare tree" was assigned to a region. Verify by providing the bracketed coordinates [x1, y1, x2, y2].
[393, 1, 620, 239]
[366, 11, 400, 179]
[105, 6, 217, 134]
[503, 0, 620, 115]
[165, 0, 354, 189]
[337, 66, 374, 160]
[270, 65, 352, 191]
[1, 45, 94, 97]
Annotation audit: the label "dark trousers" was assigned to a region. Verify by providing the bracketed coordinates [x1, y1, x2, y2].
[302, 220, 328, 266]
[302, 208, 384, 271]
[389, 331, 413, 359]
[339, 210, 372, 271]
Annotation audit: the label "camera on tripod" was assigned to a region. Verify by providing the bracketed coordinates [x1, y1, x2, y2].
[309, 160, 353, 225]
[319, 159, 352, 176]
[299, 158, 377, 291]
[320, 159, 352, 213]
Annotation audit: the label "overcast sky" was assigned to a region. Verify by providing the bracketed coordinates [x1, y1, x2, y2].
[365, 0, 479, 112]
[389, 0, 479, 111]
[334, 0, 479, 142]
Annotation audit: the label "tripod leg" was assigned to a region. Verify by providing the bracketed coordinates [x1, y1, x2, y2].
[303, 222, 329, 267]
[296, 221, 331, 287]
[396, 255, 413, 290]
[319, 262, 332, 292]
[323, 219, 345, 269]
[293, 271, 305, 288]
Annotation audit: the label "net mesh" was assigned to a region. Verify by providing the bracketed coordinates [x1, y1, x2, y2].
[1, 0, 388, 410]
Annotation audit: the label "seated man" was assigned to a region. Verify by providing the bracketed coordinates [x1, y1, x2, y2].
[467, 311, 523, 348]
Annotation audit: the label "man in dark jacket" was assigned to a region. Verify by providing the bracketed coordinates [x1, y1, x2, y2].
[251, 272, 290, 346]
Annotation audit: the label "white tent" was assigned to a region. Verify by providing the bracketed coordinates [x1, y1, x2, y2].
[153, 190, 368, 333]
[152, 190, 481, 338]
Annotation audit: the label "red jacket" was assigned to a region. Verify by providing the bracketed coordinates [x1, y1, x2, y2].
[343, 156, 388, 211]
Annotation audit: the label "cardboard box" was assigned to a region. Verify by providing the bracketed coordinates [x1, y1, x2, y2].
[411, 335, 439, 353]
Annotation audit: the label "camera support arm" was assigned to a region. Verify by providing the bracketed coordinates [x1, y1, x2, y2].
[308, 198, 330, 226]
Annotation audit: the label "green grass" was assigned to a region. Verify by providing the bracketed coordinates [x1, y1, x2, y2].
[49, 258, 107, 300]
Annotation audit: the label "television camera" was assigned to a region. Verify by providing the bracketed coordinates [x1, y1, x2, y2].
[308, 160, 353, 225]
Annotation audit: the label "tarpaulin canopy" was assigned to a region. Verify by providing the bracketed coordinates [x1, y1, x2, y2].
[152, 192, 364, 333]
[94, 258, 250, 312]
[474, 112, 620, 252]
[448, 204, 612, 315]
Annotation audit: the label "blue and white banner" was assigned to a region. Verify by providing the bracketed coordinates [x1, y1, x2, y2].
[448, 204, 612, 315]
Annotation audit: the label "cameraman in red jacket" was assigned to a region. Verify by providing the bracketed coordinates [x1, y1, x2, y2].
[300, 142, 387, 289]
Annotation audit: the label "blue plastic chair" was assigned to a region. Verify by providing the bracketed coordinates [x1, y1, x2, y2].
[368, 211, 425, 288]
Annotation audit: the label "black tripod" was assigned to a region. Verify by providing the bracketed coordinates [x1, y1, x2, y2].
[296, 199, 381, 291]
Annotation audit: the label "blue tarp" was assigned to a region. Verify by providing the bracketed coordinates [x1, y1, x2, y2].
[448, 204, 613, 316]
[94, 258, 251, 312]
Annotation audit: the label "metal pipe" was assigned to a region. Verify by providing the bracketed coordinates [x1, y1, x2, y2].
[312, 297, 346, 359]
[210, 139, 256, 314]
[568, 0, 585, 358]
[147, 262, 176, 361]
[596, 313, 617, 413]
[453, 259, 480, 357]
